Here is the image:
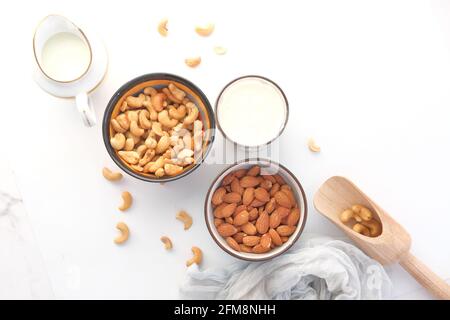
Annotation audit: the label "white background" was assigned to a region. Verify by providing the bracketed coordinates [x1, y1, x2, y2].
[1, 0, 449, 299]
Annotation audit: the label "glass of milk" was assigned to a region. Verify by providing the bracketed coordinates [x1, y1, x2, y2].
[33, 15, 96, 126]
[216, 76, 289, 148]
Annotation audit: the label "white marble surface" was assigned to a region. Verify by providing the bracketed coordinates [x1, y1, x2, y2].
[1, 0, 449, 299]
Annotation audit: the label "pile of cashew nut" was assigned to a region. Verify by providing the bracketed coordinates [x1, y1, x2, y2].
[110, 83, 204, 178]
[339, 204, 382, 237]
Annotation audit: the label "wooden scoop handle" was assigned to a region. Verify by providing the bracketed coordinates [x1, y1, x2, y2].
[400, 252, 450, 300]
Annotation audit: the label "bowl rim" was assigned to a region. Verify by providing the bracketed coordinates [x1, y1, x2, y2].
[102, 72, 215, 183]
[215, 75, 289, 149]
[204, 158, 308, 261]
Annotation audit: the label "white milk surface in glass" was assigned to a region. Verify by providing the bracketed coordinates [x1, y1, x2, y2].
[41, 32, 90, 82]
[217, 78, 287, 147]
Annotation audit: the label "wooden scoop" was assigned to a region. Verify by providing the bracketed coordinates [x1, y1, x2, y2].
[313, 176, 450, 299]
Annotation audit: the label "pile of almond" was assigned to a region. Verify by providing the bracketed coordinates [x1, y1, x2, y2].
[211, 166, 301, 254]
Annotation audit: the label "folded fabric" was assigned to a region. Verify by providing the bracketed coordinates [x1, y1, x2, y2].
[180, 235, 392, 300]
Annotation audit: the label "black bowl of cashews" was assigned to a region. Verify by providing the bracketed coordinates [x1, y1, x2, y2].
[204, 158, 308, 261]
[102, 73, 215, 183]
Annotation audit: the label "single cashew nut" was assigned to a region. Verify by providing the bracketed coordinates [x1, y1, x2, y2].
[162, 87, 182, 104]
[139, 149, 156, 166]
[185, 57, 201, 68]
[120, 101, 128, 112]
[110, 133, 126, 150]
[186, 246, 202, 267]
[136, 144, 148, 158]
[111, 119, 127, 133]
[118, 191, 132, 211]
[361, 219, 382, 237]
[157, 18, 168, 37]
[183, 102, 199, 126]
[155, 167, 165, 177]
[144, 86, 158, 97]
[193, 120, 203, 153]
[352, 205, 373, 221]
[144, 156, 165, 173]
[151, 93, 167, 112]
[160, 236, 173, 250]
[139, 110, 152, 129]
[164, 163, 183, 176]
[124, 138, 135, 151]
[156, 135, 171, 154]
[176, 210, 192, 230]
[126, 131, 140, 144]
[152, 122, 165, 137]
[130, 120, 145, 137]
[168, 83, 186, 101]
[177, 148, 194, 160]
[114, 222, 129, 244]
[213, 46, 227, 55]
[307, 138, 321, 153]
[145, 135, 157, 149]
[102, 167, 123, 181]
[168, 105, 187, 120]
[195, 23, 214, 36]
[158, 110, 179, 128]
[116, 113, 130, 130]
[126, 110, 139, 122]
[118, 151, 140, 164]
[353, 223, 370, 237]
[126, 94, 145, 108]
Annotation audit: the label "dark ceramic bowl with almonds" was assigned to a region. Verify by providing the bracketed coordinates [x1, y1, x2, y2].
[204, 158, 308, 261]
[103, 73, 215, 183]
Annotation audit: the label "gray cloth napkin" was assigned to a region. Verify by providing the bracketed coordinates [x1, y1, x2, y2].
[180, 235, 392, 300]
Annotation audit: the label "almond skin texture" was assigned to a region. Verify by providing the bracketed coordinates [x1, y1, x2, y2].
[276, 225, 296, 237]
[274, 191, 293, 208]
[269, 228, 283, 246]
[252, 244, 270, 253]
[213, 203, 227, 218]
[269, 211, 281, 229]
[242, 236, 261, 247]
[274, 174, 286, 185]
[217, 223, 238, 237]
[231, 178, 244, 195]
[222, 172, 235, 186]
[241, 222, 257, 236]
[248, 208, 259, 221]
[274, 206, 290, 219]
[240, 176, 261, 188]
[281, 186, 296, 207]
[262, 175, 277, 183]
[240, 244, 253, 253]
[226, 237, 241, 252]
[234, 169, 247, 178]
[270, 183, 280, 197]
[221, 203, 237, 218]
[260, 179, 273, 190]
[233, 232, 247, 244]
[222, 192, 242, 204]
[212, 187, 227, 206]
[287, 208, 300, 226]
[214, 218, 224, 228]
[247, 165, 261, 177]
[256, 212, 269, 234]
[265, 198, 277, 214]
[233, 204, 248, 217]
[254, 187, 270, 202]
[260, 233, 272, 248]
[233, 210, 249, 226]
[250, 199, 265, 207]
[281, 236, 289, 243]
[242, 188, 255, 206]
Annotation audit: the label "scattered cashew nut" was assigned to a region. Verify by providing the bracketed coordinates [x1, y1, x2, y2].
[160, 236, 173, 250]
[186, 246, 202, 266]
[176, 210, 193, 230]
[114, 222, 129, 244]
[118, 191, 133, 211]
[157, 18, 168, 37]
[307, 138, 321, 153]
[195, 23, 214, 36]
[185, 57, 201, 68]
[102, 167, 123, 181]
[158, 110, 179, 128]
